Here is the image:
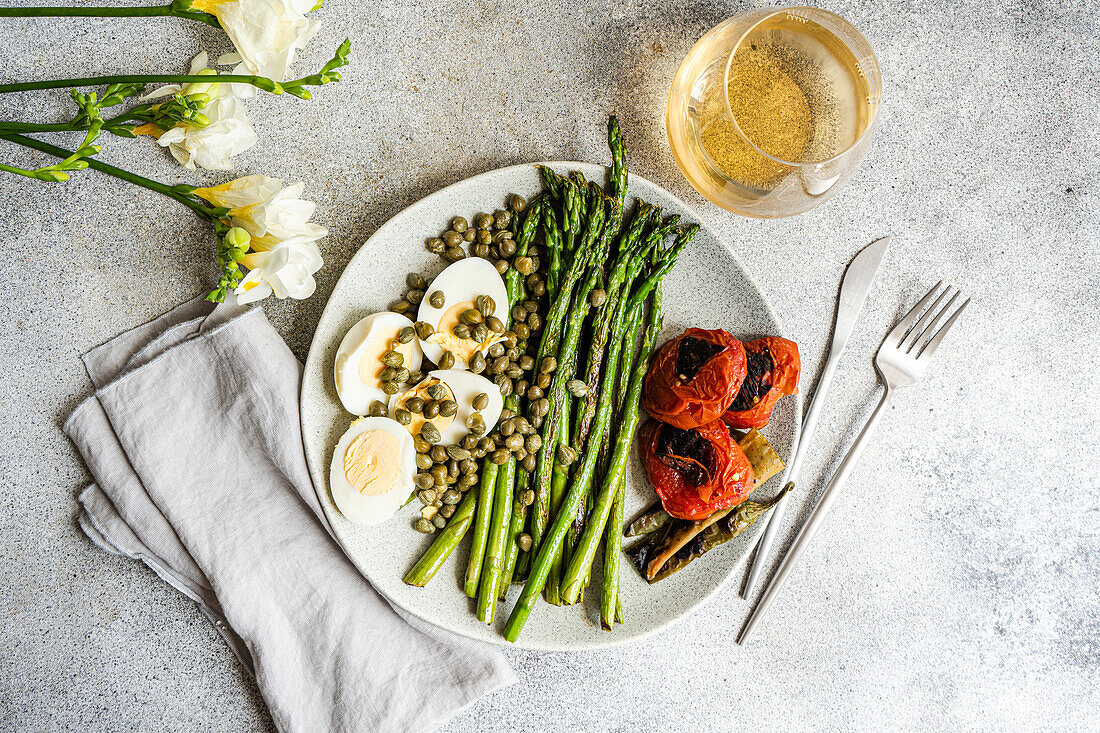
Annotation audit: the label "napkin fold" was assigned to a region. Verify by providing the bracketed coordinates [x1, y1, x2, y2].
[65, 297, 514, 732]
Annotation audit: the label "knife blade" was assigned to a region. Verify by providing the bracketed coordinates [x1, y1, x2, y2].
[739, 236, 891, 600]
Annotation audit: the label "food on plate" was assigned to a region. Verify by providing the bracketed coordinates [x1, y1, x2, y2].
[638, 419, 754, 521]
[329, 417, 417, 525]
[627, 428, 787, 581]
[641, 328, 747, 429]
[723, 336, 800, 429]
[392, 370, 504, 446]
[333, 311, 424, 415]
[415, 258, 509, 370]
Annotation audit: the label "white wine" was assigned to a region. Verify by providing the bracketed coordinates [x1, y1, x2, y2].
[667, 9, 880, 217]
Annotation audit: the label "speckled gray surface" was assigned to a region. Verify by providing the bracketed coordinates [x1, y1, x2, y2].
[1, 1, 1097, 731]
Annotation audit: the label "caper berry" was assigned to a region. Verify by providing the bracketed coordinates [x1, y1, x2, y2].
[391, 300, 413, 314]
[472, 392, 489, 411]
[443, 230, 462, 247]
[426, 237, 446, 254]
[517, 533, 533, 551]
[475, 212, 494, 230]
[469, 352, 487, 374]
[443, 246, 466, 262]
[394, 408, 412, 425]
[420, 422, 441, 444]
[414, 321, 434, 340]
[427, 384, 447, 401]
[438, 399, 459, 417]
[514, 256, 534, 275]
[472, 323, 490, 342]
[428, 290, 445, 309]
[451, 216, 468, 233]
[414, 518, 435, 534]
[438, 350, 455, 369]
[510, 194, 527, 212]
[588, 288, 607, 308]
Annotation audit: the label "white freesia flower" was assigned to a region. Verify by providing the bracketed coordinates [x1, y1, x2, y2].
[194, 175, 328, 242]
[234, 236, 323, 304]
[188, 0, 321, 81]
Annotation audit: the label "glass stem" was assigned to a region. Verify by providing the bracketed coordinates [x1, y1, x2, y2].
[0, 5, 220, 29]
[0, 132, 215, 217]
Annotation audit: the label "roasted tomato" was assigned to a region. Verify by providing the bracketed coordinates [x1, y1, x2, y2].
[639, 419, 755, 521]
[723, 337, 800, 429]
[641, 328, 747, 430]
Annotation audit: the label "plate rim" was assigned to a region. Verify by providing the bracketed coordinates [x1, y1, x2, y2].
[300, 160, 803, 651]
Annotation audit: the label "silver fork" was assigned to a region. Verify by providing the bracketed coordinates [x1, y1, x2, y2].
[737, 282, 970, 644]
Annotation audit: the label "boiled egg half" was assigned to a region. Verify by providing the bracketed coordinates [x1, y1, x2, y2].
[334, 312, 423, 416]
[329, 417, 416, 525]
[416, 258, 509, 369]
[392, 369, 503, 445]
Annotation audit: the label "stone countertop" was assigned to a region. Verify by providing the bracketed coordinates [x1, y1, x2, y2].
[1, 1, 1097, 730]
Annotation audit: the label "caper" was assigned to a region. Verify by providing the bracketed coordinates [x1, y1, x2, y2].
[415, 473, 434, 490]
[476, 229, 492, 245]
[507, 347, 520, 361]
[483, 344, 501, 361]
[527, 385, 543, 401]
[531, 280, 547, 297]
[588, 288, 607, 308]
[472, 323, 490, 343]
[420, 422, 441, 444]
[514, 256, 534, 275]
[467, 294, 490, 317]
[366, 400, 385, 417]
[517, 355, 535, 371]
[522, 453, 537, 472]
[438, 350, 455, 369]
[504, 433, 524, 451]
[434, 400, 455, 418]
[405, 396, 424, 414]
[451, 216, 468, 233]
[510, 194, 527, 212]
[527, 313, 543, 332]
[414, 437, 432, 453]
[493, 209, 512, 230]
[391, 300, 413, 314]
[475, 212, 494, 230]
[442, 489, 462, 505]
[426, 237, 446, 254]
[566, 379, 588, 397]
[491, 230, 509, 245]
[394, 367, 410, 383]
[540, 356, 557, 374]
[462, 435, 479, 451]
[511, 305, 528, 323]
[444, 444, 469, 462]
[427, 384, 447, 401]
[440, 503, 457, 518]
[415, 453, 433, 471]
[396, 326, 416, 344]
[503, 332, 518, 348]
[430, 464, 448, 482]
[423, 400, 440, 419]
[378, 350, 400, 368]
[443, 246, 466, 262]
[414, 321, 434, 340]
[404, 289, 423, 305]
[498, 239, 517, 258]
[428, 290, 445, 309]
[460, 473, 479, 488]
[473, 243, 491, 258]
[432, 514, 447, 529]
[525, 434, 543, 453]
[514, 447, 528, 461]
[418, 488, 438, 505]
[472, 392, 489, 411]
[448, 323, 469, 341]
[531, 398, 550, 417]
[513, 416, 533, 435]
[490, 449, 510, 465]
[377, 366, 396, 382]
[407, 371, 423, 384]
[469, 352, 487, 374]
[447, 459, 460, 478]
[457, 308, 481, 326]
[443, 230, 463, 247]
[536, 372, 553, 389]
[414, 518, 435, 534]
[466, 412, 485, 430]
[517, 533, 533, 551]
[486, 315, 505, 333]
[491, 356, 510, 375]
[430, 444, 448, 463]
[394, 408, 412, 425]
[494, 374, 513, 397]
[514, 323, 531, 340]
[557, 444, 578, 466]
[463, 228, 476, 242]
[506, 365, 523, 379]
[381, 380, 399, 395]
[514, 379, 530, 396]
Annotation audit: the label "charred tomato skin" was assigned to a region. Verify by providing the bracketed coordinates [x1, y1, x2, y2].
[722, 337, 800, 430]
[639, 419, 755, 521]
[641, 328, 747, 430]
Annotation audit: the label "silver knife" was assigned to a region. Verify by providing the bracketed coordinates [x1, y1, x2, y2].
[739, 236, 891, 601]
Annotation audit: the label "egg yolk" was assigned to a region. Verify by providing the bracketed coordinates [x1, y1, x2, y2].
[393, 379, 456, 437]
[343, 429, 403, 496]
[357, 328, 419, 385]
[427, 300, 502, 364]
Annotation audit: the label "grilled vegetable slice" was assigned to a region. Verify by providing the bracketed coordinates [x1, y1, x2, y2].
[641, 328, 747, 429]
[723, 337, 800, 429]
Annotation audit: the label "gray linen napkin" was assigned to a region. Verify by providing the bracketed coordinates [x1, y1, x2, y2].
[65, 297, 515, 732]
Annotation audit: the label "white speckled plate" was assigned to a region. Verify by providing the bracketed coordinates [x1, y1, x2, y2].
[301, 162, 801, 651]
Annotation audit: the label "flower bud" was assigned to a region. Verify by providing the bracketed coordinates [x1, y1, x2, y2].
[224, 227, 251, 251]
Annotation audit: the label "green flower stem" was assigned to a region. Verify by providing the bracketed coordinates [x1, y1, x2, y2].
[0, 74, 281, 96]
[0, 4, 220, 28]
[0, 132, 214, 217]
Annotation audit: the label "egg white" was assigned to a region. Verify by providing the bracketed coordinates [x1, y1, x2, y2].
[416, 258, 509, 369]
[329, 417, 416, 525]
[334, 312, 423, 416]
[430, 369, 504, 444]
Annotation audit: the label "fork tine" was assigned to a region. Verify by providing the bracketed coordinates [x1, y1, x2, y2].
[906, 289, 960, 354]
[916, 297, 970, 360]
[886, 281, 943, 346]
[901, 286, 955, 353]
